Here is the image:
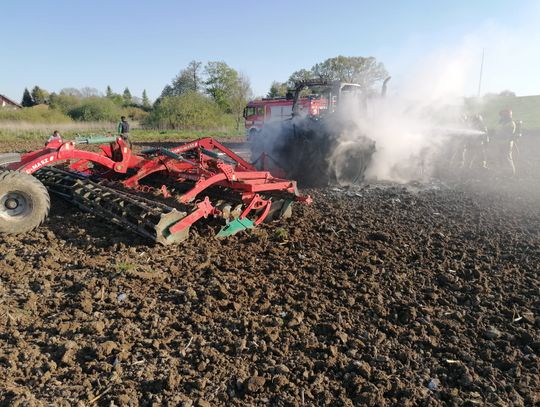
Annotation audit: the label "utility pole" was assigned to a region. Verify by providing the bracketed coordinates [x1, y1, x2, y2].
[477, 48, 485, 98]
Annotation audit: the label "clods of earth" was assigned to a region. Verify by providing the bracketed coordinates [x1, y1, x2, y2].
[1, 172, 539, 405]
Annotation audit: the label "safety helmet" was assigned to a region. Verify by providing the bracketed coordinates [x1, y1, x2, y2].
[499, 108, 512, 118]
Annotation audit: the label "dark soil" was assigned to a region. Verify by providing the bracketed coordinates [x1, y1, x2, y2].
[0, 137, 539, 406]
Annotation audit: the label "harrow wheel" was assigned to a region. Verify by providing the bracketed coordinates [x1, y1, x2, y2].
[0, 170, 50, 235]
[154, 210, 190, 245]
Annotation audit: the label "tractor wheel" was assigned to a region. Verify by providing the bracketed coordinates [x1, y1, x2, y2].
[0, 170, 50, 235]
[330, 139, 375, 186]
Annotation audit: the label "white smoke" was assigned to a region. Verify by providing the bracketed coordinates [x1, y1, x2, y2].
[330, 5, 540, 183]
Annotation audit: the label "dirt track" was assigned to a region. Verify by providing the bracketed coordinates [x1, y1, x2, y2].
[1, 137, 540, 406]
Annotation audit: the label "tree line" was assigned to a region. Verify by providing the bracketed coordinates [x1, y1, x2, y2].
[266, 55, 388, 98]
[148, 60, 252, 130]
[19, 85, 151, 123]
[13, 55, 388, 131]
[16, 60, 253, 131]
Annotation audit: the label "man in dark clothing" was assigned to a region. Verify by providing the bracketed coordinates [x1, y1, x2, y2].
[498, 109, 518, 176]
[118, 116, 130, 137]
[462, 114, 489, 169]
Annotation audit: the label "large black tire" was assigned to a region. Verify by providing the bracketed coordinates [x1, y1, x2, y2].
[0, 170, 50, 235]
[329, 139, 375, 186]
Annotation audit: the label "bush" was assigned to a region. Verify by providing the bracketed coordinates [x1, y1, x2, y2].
[0, 106, 72, 124]
[49, 93, 81, 114]
[68, 97, 122, 122]
[144, 92, 232, 130]
[123, 106, 149, 122]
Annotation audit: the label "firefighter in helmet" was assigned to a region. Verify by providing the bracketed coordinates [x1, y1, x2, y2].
[467, 113, 489, 169]
[497, 108, 518, 176]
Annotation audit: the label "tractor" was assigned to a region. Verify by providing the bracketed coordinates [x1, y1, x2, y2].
[251, 78, 390, 186]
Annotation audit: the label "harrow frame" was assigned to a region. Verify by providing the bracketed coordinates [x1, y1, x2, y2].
[8, 135, 311, 244]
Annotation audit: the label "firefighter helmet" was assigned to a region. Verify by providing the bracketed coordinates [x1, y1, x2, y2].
[499, 108, 512, 118]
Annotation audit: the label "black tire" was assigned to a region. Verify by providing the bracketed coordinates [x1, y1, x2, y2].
[330, 139, 375, 186]
[0, 170, 50, 235]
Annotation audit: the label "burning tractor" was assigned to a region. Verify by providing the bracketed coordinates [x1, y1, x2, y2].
[0, 136, 311, 244]
[250, 79, 390, 186]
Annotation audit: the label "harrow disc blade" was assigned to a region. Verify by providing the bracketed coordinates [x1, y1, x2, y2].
[264, 198, 294, 222]
[155, 210, 189, 245]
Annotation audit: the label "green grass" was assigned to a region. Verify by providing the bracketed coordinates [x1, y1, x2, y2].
[0, 105, 72, 124]
[129, 128, 244, 142]
[0, 124, 244, 144]
[0, 121, 116, 142]
[115, 262, 136, 273]
[466, 94, 540, 131]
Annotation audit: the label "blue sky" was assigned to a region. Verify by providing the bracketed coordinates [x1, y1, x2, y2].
[2, 0, 539, 102]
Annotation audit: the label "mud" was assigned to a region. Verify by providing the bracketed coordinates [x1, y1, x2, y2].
[1, 162, 539, 406]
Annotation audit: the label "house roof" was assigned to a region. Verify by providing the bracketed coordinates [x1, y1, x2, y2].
[0, 94, 22, 108]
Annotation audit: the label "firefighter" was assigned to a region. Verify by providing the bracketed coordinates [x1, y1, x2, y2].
[497, 109, 518, 176]
[465, 114, 489, 169]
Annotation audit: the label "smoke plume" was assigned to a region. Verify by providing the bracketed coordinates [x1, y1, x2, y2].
[335, 6, 540, 183]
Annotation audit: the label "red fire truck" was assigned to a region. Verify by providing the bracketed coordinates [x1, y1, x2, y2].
[243, 95, 328, 139]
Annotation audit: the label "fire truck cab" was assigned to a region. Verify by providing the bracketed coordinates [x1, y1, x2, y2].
[243, 95, 328, 139]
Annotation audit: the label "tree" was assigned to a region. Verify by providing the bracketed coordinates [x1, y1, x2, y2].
[145, 92, 227, 130]
[499, 90, 516, 97]
[21, 88, 34, 107]
[165, 60, 204, 97]
[68, 97, 121, 122]
[229, 73, 253, 130]
[80, 87, 100, 98]
[105, 86, 123, 105]
[283, 56, 389, 92]
[287, 69, 315, 87]
[186, 60, 202, 92]
[311, 56, 388, 91]
[142, 90, 151, 109]
[267, 81, 288, 98]
[158, 60, 203, 100]
[60, 88, 82, 98]
[122, 87, 132, 106]
[204, 61, 239, 111]
[31, 86, 49, 105]
[171, 71, 196, 95]
[49, 93, 81, 113]
[160, 84, 174, 99]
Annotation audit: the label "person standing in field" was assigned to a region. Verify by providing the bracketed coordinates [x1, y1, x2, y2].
[463, 114, 489, 170]
[497, 109, 518, 176]
[118, 116, 130, 139]
[46, 130, 62, 145]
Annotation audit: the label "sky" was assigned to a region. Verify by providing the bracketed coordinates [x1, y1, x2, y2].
[2, 0, 539, 102]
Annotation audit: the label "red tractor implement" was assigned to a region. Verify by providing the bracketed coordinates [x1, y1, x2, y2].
[0, 136, 311, 244]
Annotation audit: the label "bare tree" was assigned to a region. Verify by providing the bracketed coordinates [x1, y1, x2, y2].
[80, 87, 100, 98]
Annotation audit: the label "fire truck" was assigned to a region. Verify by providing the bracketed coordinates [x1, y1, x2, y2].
[243, 95, 328, 139]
